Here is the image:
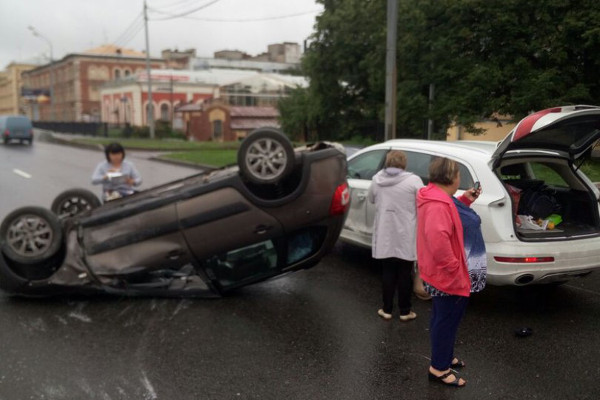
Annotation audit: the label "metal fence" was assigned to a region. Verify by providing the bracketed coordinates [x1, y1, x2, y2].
[32, 121, 108, 136]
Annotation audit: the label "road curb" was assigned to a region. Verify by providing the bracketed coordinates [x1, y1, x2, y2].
[36, 130, 217, 172]
[148, 156, 216, 171]
[37, 129, 104, 152]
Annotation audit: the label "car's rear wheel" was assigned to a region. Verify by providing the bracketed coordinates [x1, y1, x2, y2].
[0, 207, 63, 265]
[238, 128, 295, 185]
[51, 188, 101, 219]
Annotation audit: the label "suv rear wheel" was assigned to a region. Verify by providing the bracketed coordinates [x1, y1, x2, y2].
[238, 128, 295, 185]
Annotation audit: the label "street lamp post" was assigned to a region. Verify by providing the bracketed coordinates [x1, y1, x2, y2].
[28, 26, 55, 121]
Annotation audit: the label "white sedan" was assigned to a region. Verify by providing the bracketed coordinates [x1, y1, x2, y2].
[340, 105, 600, 286]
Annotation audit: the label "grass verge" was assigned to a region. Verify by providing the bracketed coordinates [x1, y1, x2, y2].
[71, 138, 240, 151]
[161, 150, 238, 167]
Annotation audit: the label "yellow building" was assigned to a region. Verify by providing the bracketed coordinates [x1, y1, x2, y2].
[0, 62, 38, 115]
[447, 115, 516, 142]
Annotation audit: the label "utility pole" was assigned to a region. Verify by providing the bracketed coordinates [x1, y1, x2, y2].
[384, 0, 398, 141]
[143, 0, 155, 139]
[427, 83, 435, 140]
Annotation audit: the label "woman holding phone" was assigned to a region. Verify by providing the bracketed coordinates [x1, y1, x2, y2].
[416, 157, 483, 388]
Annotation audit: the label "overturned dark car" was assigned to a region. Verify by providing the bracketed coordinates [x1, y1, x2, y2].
[0, 128, 349, 297]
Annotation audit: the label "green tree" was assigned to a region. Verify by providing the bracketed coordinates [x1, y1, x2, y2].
[279, 0, 600, 140]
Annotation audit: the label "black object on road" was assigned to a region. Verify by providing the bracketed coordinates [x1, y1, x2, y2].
[515, 327, 533, 337]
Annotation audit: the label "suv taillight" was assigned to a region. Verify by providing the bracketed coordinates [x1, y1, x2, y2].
[494, 256, 554, 263]
[329, 182, 350, 216]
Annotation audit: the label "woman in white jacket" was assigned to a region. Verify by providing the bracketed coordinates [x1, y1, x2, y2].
[368, 150, 424, 321]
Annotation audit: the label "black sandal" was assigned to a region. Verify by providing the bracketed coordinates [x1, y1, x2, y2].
[451, 359, 466, 369]
[428, 371, 466, 387]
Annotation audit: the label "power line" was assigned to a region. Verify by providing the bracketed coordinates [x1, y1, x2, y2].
[149, 0, 202, 10]
[148, 0, 222, 21]
[190, 9, 321, 22]
[114, 20, 145, 47]
[112, 12, 144, 46]
[149, 8, 320, 23]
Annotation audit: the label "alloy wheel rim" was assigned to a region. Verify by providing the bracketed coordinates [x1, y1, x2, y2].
[6, 214, 53, 257]
[245, 138, 287, 181]
[59, 197, 91, 218]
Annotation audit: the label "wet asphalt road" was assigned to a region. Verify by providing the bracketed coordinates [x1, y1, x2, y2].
[1, 135, 600, 399]
[1, 244, 600, 399]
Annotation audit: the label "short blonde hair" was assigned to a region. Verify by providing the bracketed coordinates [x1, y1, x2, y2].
[429, 157, 459, 185]
[385, 150, 407, 169]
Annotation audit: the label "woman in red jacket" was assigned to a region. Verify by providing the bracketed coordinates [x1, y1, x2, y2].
[416, 157, 480, 388]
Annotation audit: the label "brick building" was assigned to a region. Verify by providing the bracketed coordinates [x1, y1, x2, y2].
[21, 45, 164, 122]
[179, 103, 280, 142]
[0, 62, 38, 115]
[99, 68, 305, 133]
[100, 69, 221, 128]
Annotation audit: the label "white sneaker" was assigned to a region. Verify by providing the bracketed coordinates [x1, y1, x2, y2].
[377, 309, 392, 320]
[399, 311, 417, 322]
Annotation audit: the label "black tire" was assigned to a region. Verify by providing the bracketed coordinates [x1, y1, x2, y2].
[238, 127, 295, 185]
[0, 206, 63, 265]
[51, 188, 101, 219]
[0, 250, 29, 294]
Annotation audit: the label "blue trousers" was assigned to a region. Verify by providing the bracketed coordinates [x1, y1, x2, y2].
[430, 295, 469, 370]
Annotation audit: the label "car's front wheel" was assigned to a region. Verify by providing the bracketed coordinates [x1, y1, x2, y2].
[0, 207, 63, 265]
[238, 127, 295, 185]
[51, 188, 101, 219]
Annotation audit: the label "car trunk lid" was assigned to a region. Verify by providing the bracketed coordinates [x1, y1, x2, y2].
[492, 105, 600, 168]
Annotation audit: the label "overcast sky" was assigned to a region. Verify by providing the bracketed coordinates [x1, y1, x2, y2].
[0, 0, 323, 68]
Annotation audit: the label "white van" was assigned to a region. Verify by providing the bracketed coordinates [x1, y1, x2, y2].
[0, 115, 33, 145]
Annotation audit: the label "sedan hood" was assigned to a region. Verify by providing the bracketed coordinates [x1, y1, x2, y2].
[492, 105, 600, 168]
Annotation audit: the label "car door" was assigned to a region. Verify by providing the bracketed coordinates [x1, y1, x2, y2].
[361, 149, 433, 243]
[345, 149, 388, 245]
[81, 203, 194, 278]
[177, 186, 284, 283]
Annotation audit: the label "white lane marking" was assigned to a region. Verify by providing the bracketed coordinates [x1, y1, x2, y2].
[13, 169, 32, 179]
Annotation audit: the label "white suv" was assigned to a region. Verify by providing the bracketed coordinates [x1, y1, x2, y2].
[340, 105, 600, 286]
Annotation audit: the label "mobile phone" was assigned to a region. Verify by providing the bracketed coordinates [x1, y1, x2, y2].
[473, 181, 481, 193]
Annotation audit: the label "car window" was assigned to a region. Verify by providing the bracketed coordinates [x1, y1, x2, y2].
[287, 227, 325, 264]
[204, 239, 279, 287]
[457, 163, 475, 190]
[7, 117, 32, 129]
[403, 151, 432, 184]
[402, 151, 474, 189]
[347, 150, 387, 180]
[529, 162, 569, 188]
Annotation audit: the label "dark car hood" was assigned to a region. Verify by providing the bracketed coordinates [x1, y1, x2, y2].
[492, 105, 600, 168]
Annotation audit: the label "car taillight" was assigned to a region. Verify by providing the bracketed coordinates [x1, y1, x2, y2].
[3, 129, 9, 137]
[494, 256, 554, 263]
[329, 182, 350, 216]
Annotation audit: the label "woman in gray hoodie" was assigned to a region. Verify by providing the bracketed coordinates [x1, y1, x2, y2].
[368, 150, 424, 321]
